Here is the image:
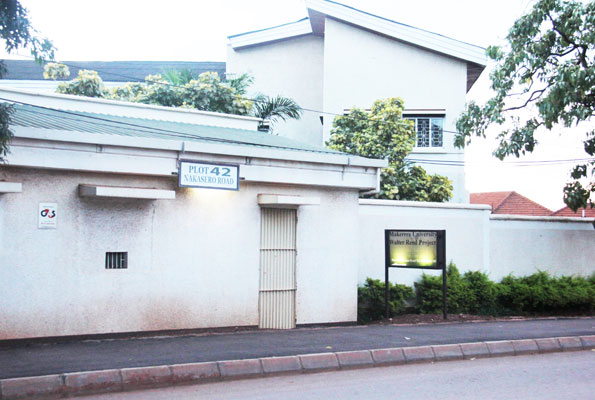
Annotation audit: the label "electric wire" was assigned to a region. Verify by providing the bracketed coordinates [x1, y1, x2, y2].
[3, 55, 468, 135]
[0, 97, 341, 154]
[2, 96, 592, 168]
[3, 56, 594, 167]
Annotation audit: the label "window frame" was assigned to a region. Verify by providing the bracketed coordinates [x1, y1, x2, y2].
[404, 114, 445, 149]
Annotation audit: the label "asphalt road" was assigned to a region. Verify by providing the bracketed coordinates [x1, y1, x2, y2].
[1, 318, 594, 379]
[79, 350, 595, 400]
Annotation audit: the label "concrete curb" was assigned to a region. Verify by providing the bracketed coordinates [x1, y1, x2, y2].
[1, 335, 593, 399]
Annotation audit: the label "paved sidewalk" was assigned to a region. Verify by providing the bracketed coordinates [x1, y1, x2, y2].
[1, 318, 594, 380]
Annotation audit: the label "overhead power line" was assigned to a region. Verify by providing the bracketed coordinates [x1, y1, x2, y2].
[2, 55, 469, 135]
[0, 98, 338, 154]
[2, 97, 592, 169]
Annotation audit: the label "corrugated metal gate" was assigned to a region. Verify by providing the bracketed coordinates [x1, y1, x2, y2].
[259, 208, 297, 329]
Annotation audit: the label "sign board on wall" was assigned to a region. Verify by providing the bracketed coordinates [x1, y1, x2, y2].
[385, 230, 445, 269]
[385, 229, 447, 319]
[38, 203, 57, 229]
[178, 161, 239, 191]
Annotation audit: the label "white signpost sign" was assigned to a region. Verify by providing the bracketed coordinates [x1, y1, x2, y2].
[179, 161, 239, 191]
[38, 203, 58, 229]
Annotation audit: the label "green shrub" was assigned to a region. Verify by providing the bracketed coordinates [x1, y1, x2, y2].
[414, 263, 493, 314]
[463, 270, 498, 315]
[360, 267, 594, 321]
[497, 271, 595, 315]
[357, 278, 414, 323]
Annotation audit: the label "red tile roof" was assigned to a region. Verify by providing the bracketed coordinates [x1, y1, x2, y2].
[551, 206, 595, 218]
[470, 191, 553, 216]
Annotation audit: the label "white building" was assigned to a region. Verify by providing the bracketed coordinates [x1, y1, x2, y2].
[227, 0, 487, 203]
[0, 88, 385, 340]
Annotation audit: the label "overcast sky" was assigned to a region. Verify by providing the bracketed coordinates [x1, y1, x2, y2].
[3, 0, 588, 210]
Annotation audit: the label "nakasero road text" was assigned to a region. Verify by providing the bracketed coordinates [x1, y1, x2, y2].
[178, 160, 239, 191]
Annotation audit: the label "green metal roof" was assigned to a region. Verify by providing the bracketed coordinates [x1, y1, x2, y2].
[7, 103, 342, 155]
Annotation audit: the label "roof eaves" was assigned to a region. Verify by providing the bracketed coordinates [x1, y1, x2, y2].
[306, 0, 487, 66]
[228, 18, 313, 49]
[13, 126, 387, 169]
[0, 87, 261, 130]
[228, 17, 309, 38]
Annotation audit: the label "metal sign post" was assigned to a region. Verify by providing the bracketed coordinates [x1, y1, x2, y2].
[384, 230, 447, 320]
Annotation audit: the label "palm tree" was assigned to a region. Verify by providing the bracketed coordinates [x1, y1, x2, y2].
[227, 72, 254, 96]
[252, 94, 302, 132]
[161, 68, 196, 86]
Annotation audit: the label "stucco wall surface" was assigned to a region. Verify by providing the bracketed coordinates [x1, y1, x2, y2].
[0, 167, 360, 340]
[358, 201, 490, 286]
[322, 18, 468, 202]
[489, 218, 595, 281]
[358, 200, 595, 287]
[226, 35, 325, 146]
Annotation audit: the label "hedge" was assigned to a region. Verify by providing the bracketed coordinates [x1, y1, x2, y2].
[357, 278, 414, 324]
[358, 264, 594, 323]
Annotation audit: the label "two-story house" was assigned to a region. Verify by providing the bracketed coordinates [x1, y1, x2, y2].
[227, 0, 487, 203]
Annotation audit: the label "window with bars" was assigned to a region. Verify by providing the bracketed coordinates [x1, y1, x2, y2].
[406, 116, 444, 148]
[105, 252, 128, 269]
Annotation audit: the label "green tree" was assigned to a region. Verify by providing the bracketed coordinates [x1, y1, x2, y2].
[227, 72, 254, 96]
[43, 62, 69, 80]
[57, 69, 107, 98]
[455, 0, 595, 211]
[160, 68, 195, 86]
[45, 66, 301, 127]
[327, 98, 453, 201]
[0, 0, 54, 161]
[252, 94, 302, 132]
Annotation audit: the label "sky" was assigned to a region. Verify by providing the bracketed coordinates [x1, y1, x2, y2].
[3, 0, 589, 210]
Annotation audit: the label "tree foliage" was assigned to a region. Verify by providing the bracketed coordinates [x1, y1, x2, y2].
[0, 0, 53, 64]
[160, 68, 195, 86]
[47, 67, 301, 128]
[0, 0, 54, 161]
[252, 94, 302, 132]
[455, 0, 595, 211]
[327, 98, 453, 201]
[43, 62, 69, 80]
[57, 69, 107, 98]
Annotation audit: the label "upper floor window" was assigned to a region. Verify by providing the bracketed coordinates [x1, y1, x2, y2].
[406, 116, 444, 148]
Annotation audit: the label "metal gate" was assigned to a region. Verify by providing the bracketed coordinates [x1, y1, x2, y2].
[259, 208, 297, 329]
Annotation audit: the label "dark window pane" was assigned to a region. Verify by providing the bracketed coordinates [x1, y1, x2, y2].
[416, 118, 430, 147]
[431, 118, 443, 147]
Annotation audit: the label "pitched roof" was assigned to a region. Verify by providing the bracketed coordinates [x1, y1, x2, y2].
[551, 206, 595, 218]
[0, 60, 226, 82]
[7, 102, 341, 156]
[470, 191, 553, 216]
[229, 0, 487, 66]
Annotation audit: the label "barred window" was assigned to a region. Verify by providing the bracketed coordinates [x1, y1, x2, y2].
[406, 117, 444, 148]
[105, 252, 128, 269]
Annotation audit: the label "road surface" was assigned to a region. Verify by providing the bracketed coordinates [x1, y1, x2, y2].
[79, 350, 595, 400]
[1, 318, 593, 379]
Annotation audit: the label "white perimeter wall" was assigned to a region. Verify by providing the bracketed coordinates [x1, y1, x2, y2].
[489, 216, 595, 280]
[0, 167, 360, 339]
[359, 200, 490, 285]
[359, 200, 595, 287]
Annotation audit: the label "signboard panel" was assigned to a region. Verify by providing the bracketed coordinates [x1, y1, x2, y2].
[38, 203, 57, 229]
[384, 229, 447, 319]
[385, 230, 443, 269]
[179, 161, 239, 191]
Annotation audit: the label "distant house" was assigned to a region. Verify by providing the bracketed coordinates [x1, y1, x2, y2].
[227, 0, 487, 203]
[470, 191, 553, 216]
[0, 60, 226, 92]
[551, 206, 595, 218]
